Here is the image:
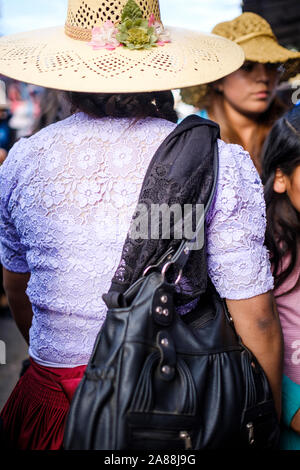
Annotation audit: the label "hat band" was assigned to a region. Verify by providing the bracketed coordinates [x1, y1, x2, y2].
[65, 23, 93, 42]
[235, 31, 276, 44]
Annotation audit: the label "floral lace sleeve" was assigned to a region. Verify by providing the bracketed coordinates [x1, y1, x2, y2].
[206, 140, 274, 300]
[0, 139, 29, 273]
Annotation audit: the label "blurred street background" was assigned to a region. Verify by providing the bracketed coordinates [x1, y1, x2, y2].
[0, 0, 300, 410]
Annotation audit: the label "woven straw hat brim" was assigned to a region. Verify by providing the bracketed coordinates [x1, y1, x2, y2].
[242, 36, 300, 63]
[0, 26, 245, 93]
[241, 36, 300, 81]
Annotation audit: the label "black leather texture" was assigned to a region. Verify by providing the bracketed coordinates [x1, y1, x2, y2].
[63, 273, 280, 450]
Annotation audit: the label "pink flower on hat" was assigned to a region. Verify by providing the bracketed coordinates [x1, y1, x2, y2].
[148, 14, 171, 46]
[88, 22, 121, 50]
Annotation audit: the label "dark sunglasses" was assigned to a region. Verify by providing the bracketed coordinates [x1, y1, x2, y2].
[240, 61, 285, 75]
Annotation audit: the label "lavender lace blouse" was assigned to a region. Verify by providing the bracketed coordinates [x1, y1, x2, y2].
[0, 113, 273, 367]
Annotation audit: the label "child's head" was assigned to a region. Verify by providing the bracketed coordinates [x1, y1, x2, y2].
[262, 105, 300, 213]
[261, 105, 300, 288]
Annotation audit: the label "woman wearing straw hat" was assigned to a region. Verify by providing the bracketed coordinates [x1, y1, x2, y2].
[181, 12, 300, 174]
[0, 1, 283, 450]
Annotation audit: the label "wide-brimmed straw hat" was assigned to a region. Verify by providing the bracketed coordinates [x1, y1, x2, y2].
[181, 12, 300, 108]
[0, 0, 245, 93]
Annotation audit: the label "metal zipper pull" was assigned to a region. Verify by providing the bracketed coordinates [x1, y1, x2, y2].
[179, 431, 192, 450]
[246, 422, 255, 445]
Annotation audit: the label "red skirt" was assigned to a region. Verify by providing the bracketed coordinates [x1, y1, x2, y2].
[0, 358, 86, 450]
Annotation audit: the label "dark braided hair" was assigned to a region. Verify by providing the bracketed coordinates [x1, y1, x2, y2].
[261, 106, 300, 291]
[65, 91, 178, 123]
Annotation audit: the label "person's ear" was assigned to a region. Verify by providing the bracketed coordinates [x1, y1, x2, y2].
[273, 168, 287, 193]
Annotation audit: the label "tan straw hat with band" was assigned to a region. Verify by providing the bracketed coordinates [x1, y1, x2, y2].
[0, 0, 245, 93]
[181, 12, 300, 107]
[215, 12, 300, 78]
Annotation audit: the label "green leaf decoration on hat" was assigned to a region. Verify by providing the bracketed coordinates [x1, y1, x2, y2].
[117, 0, 158, 50]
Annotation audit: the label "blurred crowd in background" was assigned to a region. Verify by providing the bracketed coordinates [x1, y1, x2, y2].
[0, 78, 72, 165]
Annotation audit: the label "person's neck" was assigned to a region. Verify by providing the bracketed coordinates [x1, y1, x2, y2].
[221, 101, 260, 151]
